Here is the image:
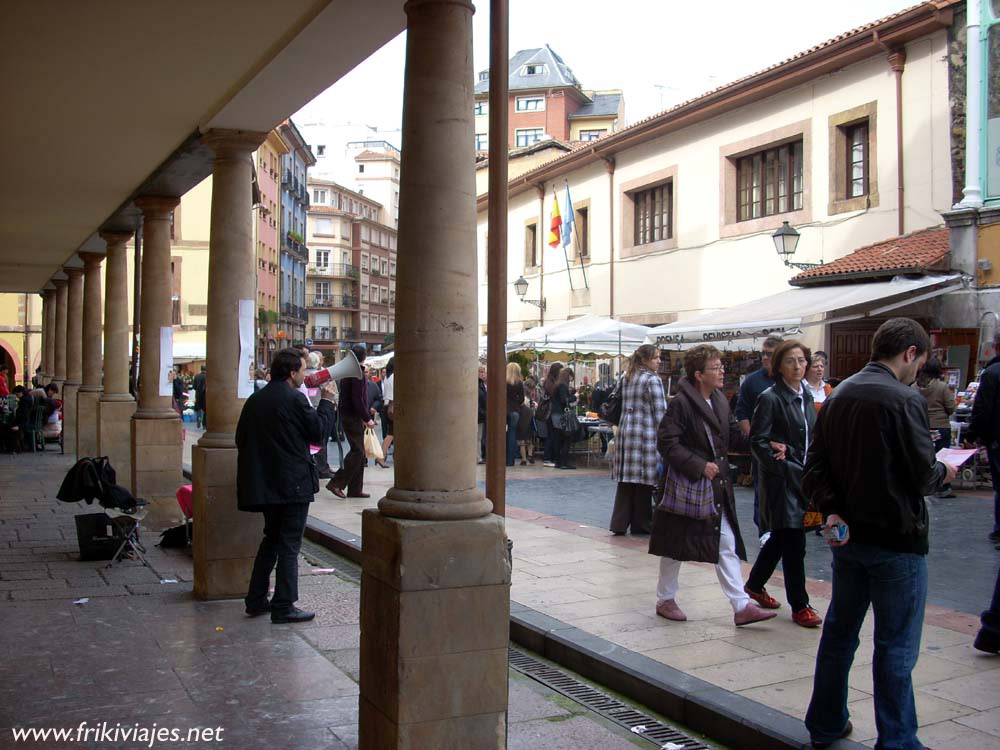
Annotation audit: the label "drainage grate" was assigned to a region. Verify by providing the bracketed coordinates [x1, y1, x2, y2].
[508, 647, 710, 749]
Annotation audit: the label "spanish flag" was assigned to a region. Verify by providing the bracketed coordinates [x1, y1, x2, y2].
[548, 192, 562, 248]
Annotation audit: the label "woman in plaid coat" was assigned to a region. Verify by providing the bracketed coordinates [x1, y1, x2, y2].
[611, 345, 668, 534]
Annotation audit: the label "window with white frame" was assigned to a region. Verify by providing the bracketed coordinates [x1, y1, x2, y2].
[314, 249, 330, 267]
[361, 313, 369, 331]
[515, 128, 544, 148]
[475, 133, 488, 150]
[474, 101, 488, 116]
[361, 253, 369, 271]
[389, 318, 395, 333]
[521, 64, 545, 76]
[361, 284, 369, 302]
[515, 96, 544, 112]
[312, 189, 327, 204]
[578, 129, 607, 142]
[380, 315, 387, 332]
[314, 281, 330, 300]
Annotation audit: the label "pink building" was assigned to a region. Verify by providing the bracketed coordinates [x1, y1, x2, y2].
[254, 130, 288, 364]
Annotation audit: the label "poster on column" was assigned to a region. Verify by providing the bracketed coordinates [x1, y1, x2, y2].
[158, 326, 174, 397]
[238, 299, 255, 399]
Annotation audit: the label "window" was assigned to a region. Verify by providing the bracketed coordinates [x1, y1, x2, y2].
[361, 253, 369, 271]
[313, 189, 327, 204]
[314, 217, 332, 235]
[524, 222, 538, 267]
[389, 318, 395, 333]
[578, 129, 607, 142]
[361, 313, 369, 331]
[475, 133, 488, 150]
[479, 71, 489, 82]
[736, 140, 803, 221]
[380, 315, 388, 333]
[381, 259, 388, 275]
[315, 281, 330, 300]
[358, 164, 365, 173]
[576, 206, 589, 258]
[171, 295, 181, 325]
[522, 64, 545, 76]
[633, 183, 673, 245]
[380, 287, 389, 304]
[474, 101, 488, 116]
[362, 284, 369, 302]
[389, 261, 396, 277]
[315, 249, 329, 267]
[316, 145, 325, 156]
[515, 128, 544, 148]
[846, 122, 869, 198]
[515, 96, 544, 112]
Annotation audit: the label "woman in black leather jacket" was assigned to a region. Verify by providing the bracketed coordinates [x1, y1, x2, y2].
[744, 339, 823, 628]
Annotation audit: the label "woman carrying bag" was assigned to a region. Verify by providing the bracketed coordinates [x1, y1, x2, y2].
[649, 344, 776, 626]
[550, 367, 578, 470]
[744, 339, 823, 628]
[611, 345, 666, 535]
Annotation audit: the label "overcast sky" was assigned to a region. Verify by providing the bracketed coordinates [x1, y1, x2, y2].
[294, 0, 917, 145]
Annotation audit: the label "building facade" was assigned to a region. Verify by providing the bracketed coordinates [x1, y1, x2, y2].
[277, 119, 315, 347]
[254, 130, 288, 364]
[347, 140, 401, 229]
[0, 292, 41, 386]
[306, 179, 396, 356]
[473, 46, 624, 150]
[477, 3, 972, 376]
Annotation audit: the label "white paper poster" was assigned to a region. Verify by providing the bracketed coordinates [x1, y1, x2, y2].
[238, 299, 255, 399]
[158, 326, 174, 397]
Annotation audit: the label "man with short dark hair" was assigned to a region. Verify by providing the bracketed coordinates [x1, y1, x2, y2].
[237, 347, 337, 624]
[327, 344, 373, 499]
[803, 317, 958, 750]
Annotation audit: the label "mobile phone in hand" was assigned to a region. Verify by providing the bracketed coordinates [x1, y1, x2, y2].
[822, 523, 848, 542]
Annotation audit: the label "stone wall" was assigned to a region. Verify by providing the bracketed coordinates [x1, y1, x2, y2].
[948, 3, 968, 206]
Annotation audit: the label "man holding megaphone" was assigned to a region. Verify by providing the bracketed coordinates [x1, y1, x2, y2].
[325, 344, 373, 500]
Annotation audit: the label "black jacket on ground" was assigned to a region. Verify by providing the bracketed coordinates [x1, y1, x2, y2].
[802, 361, 947, 554]
[751, 380, 815, 532]
[236, 380, 336, 511]
[970, 354, 1000, 448]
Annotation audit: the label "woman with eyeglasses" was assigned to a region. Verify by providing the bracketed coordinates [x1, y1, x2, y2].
[744, 339, 822, 628]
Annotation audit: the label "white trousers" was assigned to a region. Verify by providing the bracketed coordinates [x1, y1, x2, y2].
[656, 514, 750, 613]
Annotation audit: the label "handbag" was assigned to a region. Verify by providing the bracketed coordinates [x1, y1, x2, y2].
[534, 393, 552, 422]
[803, 505, 823, 529]
[598, 378, 623, 425]
[363, 425, 384, 460]
[386, 401, 394, 420]
[562, 408, 580, 435]
[658, 465, 717, 520]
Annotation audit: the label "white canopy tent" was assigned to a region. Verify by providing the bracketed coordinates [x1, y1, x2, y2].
[645, 274, 964, 346]
[507, 314, 652, 356]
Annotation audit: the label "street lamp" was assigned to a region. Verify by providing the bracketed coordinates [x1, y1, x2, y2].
[772, 221, 822, 271]
[513, 275, 546, 311]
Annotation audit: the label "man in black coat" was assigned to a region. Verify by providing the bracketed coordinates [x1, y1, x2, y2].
[193, 366, 207, 429]
[237, 347, 336, 624]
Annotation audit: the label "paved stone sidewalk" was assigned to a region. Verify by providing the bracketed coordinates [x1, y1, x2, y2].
[307, 465, 1000, 750]
[0, 451, 692, 750]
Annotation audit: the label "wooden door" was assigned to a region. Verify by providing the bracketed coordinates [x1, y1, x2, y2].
[830, 323, 877, 381]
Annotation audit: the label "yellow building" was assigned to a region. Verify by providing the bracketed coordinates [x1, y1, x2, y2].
[0, 292, 42, 387]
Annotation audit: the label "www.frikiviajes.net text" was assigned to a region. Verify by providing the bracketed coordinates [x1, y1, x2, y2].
[11, 723, 225, 746]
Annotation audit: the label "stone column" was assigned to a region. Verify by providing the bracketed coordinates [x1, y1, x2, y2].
[52, 279, 67, 391]
[76, 252, 104, 458]
[131, 196, 182, 523]
[192, 129, 267, 600]
[98, 232, 136, 483]
[62, 267, 84, 453]
[40, 289, 53, 383]
[359, 2, 510, 747]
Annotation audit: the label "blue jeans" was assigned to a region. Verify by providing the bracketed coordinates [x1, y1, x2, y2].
[506, 410, 520, 466]
[989, 446, 1000, 534]
[806, 542, 927, 750]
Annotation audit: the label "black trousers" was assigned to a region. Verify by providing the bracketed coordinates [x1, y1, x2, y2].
[246, 502, 310, 613]
[331, 415, 365, 496]
[610, 482, 653, 534]
[747, 527, 808, 611]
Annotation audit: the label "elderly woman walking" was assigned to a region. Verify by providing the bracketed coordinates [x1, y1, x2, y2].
[611, 344, 667, 535]
[650, 344, 776, 626]
[744, 339, 822, 627]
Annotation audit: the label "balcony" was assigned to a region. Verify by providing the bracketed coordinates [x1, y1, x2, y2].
[282, 234, 308, 261]
[280, 302, 308, 322]
[369, 266, 383, 277]
[310, 326, 337, 343]
[341, 327, 357, 340]
[306, 294, 359, 310]
[282, 170, 292, 187]
[307, 263, 359, 280]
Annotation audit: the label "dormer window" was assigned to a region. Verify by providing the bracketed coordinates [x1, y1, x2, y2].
[523, 64, 545, 75]
[479, 71, 489, 81]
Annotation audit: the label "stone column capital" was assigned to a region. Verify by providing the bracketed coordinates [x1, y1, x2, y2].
[79, 252, 105, 267]
[404, 0, 475, 14]
[52, 277, 67, 288]
[99, 230, 133, 247]
[201, 129, 268, 159]
[63, 267, 84, 279]
[135, 195, 180, 218]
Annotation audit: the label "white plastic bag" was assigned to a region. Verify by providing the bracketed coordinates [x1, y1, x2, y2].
[364, 425, 384, 460]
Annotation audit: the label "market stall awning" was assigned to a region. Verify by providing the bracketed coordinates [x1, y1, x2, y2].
[645, 274, 964, 345]
[508, 314, 652, 355]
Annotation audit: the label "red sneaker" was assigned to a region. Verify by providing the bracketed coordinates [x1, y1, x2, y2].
[793, 606, 823, 628]
[744, 584, 781, 609]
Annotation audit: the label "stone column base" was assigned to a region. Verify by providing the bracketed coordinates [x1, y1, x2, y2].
[131, 416, 183, 530]
[191, 445, 262, 600]
[76, 388, 102, 458]
[62, 383, 80, 455]
[99, 398, 136, 485]
[359, 510, 511, 750]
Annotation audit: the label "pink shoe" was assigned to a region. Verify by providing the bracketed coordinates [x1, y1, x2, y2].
[734, 602, 778, 626]
[655, 599, 687, 621]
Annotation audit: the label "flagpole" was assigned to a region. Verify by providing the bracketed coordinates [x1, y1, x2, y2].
[555, 185, 575, 292]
